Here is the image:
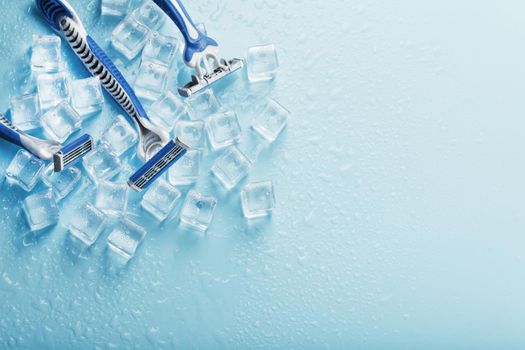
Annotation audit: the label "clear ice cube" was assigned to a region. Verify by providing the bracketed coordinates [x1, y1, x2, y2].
[83, 142, 122, 182]
[107, 217, 147, 260]
[174, 120, 206, 150]
[205, 111, 242, 150]
[101, 0, 130, 17]
[131, 1, 165, 31]
[134, 61, 169, 102]
[141, 178, 181, 221]
[100, 115, 138, 156]
[211, 146, 251, 190]
[237, 129, 269, 164]
[246, 44, 279, 83]
[69, 202, 108, 247]
[70, 77, 104, 117]
[41, 164, 82, 201]
[37, 72, 70, 111]
[95, 180, 129, 215]
[9, 93, 41, 131]
[251, 98, 289, 143]
[22, 190, 59, 232]
[5, 150, 45, 192]
[142, 32, 180, 67]
[241, 181, 276, 219]
[31, 35, 61, 73]
[168, 149, 200, 186]
[40, 102, 81, 143]
[180, 190, 217, 232]
[111, 16, 150, 60]
[187, 89, 221, 120]
[148, 90, 188, 131]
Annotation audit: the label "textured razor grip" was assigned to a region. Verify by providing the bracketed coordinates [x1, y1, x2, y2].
[153, 0, 218, 65]
[0, 114, 24, 148]
[59, 17, 150, 123]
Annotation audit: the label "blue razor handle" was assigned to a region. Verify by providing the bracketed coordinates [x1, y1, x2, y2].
[0, 114, 24, 148]
[152, 0, 218, 66]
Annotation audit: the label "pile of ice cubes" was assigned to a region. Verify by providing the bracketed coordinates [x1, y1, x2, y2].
[2, 0, 288, 265]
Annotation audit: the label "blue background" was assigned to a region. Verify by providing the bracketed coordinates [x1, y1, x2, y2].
[1, 0, 525, 349]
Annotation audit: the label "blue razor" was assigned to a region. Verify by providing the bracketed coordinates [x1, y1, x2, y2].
[0, 113, 93, 172]
[152, 0, 244, 97]
[36, 0, 188, 191]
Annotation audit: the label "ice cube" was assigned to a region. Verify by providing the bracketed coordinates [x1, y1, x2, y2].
[82, 142, 122, 182]
[95, 180, 129, 215]
[22, 189, 59, 232]
[107, 217, 147, 260]
[131, 1, 165, 31]
[70, 77, 104, 117]
[40, 102, 81, 143]
[5, 150, 45, 192]
[31, 35, 61, 73]
[37, 72, 70, 111]
[101, 0, 130, 17]
[246, 44, 279, 83]
[241, 181, 276, 219]
[141, 178, 181, 221]
[111, 16, 150, 60]
[69, 203, 108, 247]
[100, 115, 138, 156]
[134, 61, 169, 102]
[180, 190, 217, 232]
[211, 146, 251, 190]
[205, 111, 242, 150]
[9, 93, 41, 131]
[41, 164, 82, 201]
[237, 129, 269, 164]
[174, 120, 206, 150]
[168, 149, 200, 186]
[142, 32, 180, 67]
[187, 89, 221, 120]
[251, 98, 289, 143]
[148, 90, 188, 131]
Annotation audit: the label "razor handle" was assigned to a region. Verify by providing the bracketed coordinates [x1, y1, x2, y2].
[59, 18, 151, 127]
[0, 114, 25, 149]
[152, 0, 219, 66]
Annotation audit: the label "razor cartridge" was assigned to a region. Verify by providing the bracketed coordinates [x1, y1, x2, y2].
[0, 113, 93, 172]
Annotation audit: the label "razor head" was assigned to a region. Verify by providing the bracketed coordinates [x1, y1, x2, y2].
[179, 58, 244, 97]
[128, 138, 188, 192]
[53, 134, 93, 172]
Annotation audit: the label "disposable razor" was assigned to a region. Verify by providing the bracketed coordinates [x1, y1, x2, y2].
[37, 0, 188, 192]
[152, 0, 244, 97]
[0, 113, 93, 172]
